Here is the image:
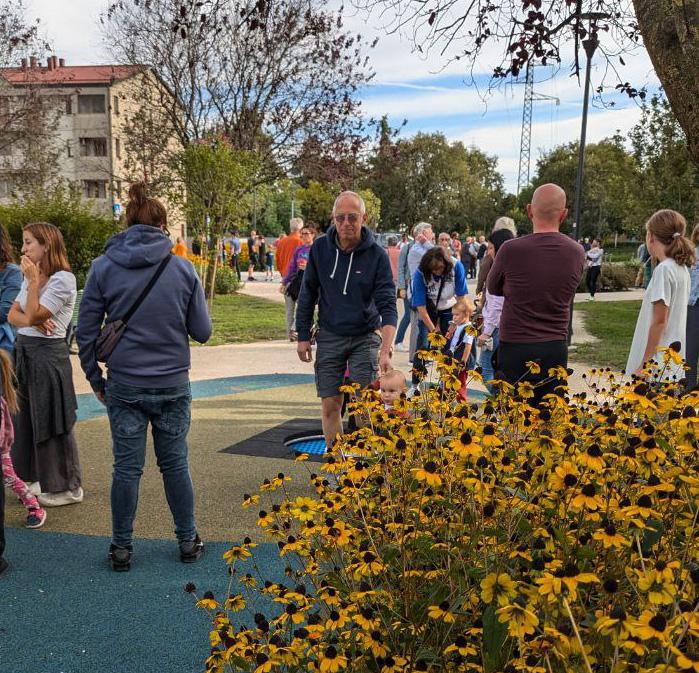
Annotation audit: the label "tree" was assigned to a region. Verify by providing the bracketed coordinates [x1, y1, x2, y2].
[366, 132, 505, 233]
[102, 0, 373, 178]
[629, 94, 699, 223]
[522, 138, 642, 238]
[353, 0, 699, 166]
[297, 181, 335, 229]
[175, 138, 260, 303]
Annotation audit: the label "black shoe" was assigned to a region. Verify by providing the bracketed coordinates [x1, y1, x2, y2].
[108, 544, 133, 572]
[0, 557, 8, 576]
[179, 535, 204, 563]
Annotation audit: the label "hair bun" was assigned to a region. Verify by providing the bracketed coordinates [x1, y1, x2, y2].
[127, 181, 148, 205]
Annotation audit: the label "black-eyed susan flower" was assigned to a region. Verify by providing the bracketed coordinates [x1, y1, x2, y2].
[289, 497, 318, 522]
[444, 635, 477, 657]
[592, 522, 630, 550]
[637, 571, 676, 605]
[481, 423, 503, 447]
[242, 493, 260, 508]
[325, 608, 351, 630]
[496, 599, 539, 638]
[671, 646, 699, 673]
[196, 592, 218, 610]
[360, 629, 389, 658]
[595, 605, 634, 639]
[634, 610, 671, 643]
[427, 600, 456, 623]
[570, 482, 603, 511]
[526, 361, 541, 375]
[380, 655, 408, 673]
[318, 645, 347, 673]
[413, 461, 442, 487]
[577, 443, 606, 471]
[224, 593, 246, 611]
[548, 461, 579, 491]
[223, 545, 252, 564]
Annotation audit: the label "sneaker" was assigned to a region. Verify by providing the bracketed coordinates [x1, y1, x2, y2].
[38, 487, 84, 507]
[289, 330, 298, 342]
[179, 535, 205, 563]
[27, 481, 41, 497]
[108, 544, 133, 572]
[394, 342, 408, 352]
[247, 276, 257, 281]
[25, 508, 47, 529]
[407, 385, 420, 398]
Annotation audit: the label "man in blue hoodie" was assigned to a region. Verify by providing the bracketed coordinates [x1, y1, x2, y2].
[296, 191, 397, 448]
[76, 183, 212, 571]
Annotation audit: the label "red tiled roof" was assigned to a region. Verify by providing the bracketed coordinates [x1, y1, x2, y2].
[0, 64, 145, 86]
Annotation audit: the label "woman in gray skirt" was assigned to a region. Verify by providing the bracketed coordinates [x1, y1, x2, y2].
[9, 222, 81, 507]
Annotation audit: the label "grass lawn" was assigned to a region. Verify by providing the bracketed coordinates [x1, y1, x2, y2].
[199, 293, 288, 346]
[573, 300, 641, 370]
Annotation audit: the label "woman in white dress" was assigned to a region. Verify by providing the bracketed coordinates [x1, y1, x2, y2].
[626, 210, 695, 380]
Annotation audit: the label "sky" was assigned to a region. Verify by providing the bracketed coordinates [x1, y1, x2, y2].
[24, 0, 661, 194]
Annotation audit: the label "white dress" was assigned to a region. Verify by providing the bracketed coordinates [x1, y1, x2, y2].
[626, 258, 690, 379]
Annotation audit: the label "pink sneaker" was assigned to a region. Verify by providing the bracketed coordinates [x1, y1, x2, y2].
[26, 508, 47, 529]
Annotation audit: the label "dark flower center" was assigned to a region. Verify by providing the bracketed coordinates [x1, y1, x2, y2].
[649, 615, 667, 632]
[582, 483, 596, 497]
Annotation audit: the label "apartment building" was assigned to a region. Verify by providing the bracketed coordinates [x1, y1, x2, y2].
[0, 57, 184, 236]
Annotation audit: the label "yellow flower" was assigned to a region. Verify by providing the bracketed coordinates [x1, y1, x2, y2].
[576, 443, 606, 471]
[634, 610, 671, 642]
[319, 645, 347, 673]
[595, 606, 634, 639]
[242, 493, 260, 508]
[427, 331, 447, 348]
[196, 595, 218, 610]
[452, 431, 482, 459]
[257, 510, 274, 527]
[536, 574, 565, 603]
[570, 483, 603, 511]
[359, 629, 389, 658]
[592, 523, 630, 550]
[412, 461, 443, 487]
[381, 655, 408, 672]
[526, 360, 541, 375]
[671, 646, 699, 673]
[350, 551, 386, 579]
[223, 546, 252, 564]
[223, 593, 246, 611]
[444, 635, 477, 657]
[496, 601, 539, 639]
[325, 608, 351, 630]
[638, 572, 676, 605]
[526, 434, 564, 454]
[427, 600, 456, 623]
[481, 423, 503, 447]
[290, 496, 318, 522]
[548, 461, 579, 491]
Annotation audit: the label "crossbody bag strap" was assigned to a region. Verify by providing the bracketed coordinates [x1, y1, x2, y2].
[122, 255, 172, 325]
[434, 274, 446, 310]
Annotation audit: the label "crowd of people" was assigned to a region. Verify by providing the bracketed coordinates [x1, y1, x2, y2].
[0, 181, 697, 577]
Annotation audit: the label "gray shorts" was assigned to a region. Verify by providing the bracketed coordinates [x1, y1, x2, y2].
[314, 328, 382, 398]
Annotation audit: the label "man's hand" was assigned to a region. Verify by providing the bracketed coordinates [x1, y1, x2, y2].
[379, 347, 392, 374]
[297, 341, 313, 363]
[477, 334, 488, 347]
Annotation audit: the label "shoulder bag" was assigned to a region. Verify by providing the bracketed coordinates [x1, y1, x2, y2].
[95, 255, 171, 362]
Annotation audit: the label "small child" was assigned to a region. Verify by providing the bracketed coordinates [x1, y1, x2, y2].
[379, 369, 408, 412]
[0, 349, 46, 528]
[444, 297, 476, 400]
[265, 246, 274, 281]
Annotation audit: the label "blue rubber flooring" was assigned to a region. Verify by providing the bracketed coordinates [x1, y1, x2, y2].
[76, 374, 315, 421]
[0, 530, 285, 673]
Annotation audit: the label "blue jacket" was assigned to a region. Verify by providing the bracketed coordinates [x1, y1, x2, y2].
[77, 225, 212, 393]
[295, 225, 397, 341]
[0, 263, 21, 352]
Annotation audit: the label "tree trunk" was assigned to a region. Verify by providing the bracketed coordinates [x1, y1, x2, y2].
[633, 0, 699, 166]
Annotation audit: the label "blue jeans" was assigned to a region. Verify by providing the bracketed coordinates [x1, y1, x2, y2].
[395, 295, 411, 344]
[105, 381, 196, 547]
[479, 328, 500, 394]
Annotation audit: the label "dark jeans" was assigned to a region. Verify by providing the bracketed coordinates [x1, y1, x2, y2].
[687, 303, 699, 390]
[586, 266, 601, 296]
[105, 381, 196, 547]
[412, 309, 453, 385]
[395, 295, 411, 344]
[230, 254, 241, 280]
[497, 340, 568, 405]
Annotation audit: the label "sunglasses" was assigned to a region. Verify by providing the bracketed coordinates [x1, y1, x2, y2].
[334, 213, 361, 225]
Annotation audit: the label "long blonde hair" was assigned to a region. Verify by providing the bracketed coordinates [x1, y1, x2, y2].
[0, 349, 18, 414]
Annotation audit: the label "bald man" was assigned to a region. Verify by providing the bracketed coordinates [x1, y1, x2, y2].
[487, 184, 585, 404]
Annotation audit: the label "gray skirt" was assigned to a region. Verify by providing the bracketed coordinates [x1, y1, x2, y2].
[10, 335, 81, 493]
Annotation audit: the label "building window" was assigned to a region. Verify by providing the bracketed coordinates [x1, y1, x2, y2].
[83, 180, 107, 199]
[115, 137, 121, 159]
[79, 137, 107, 157]
[113, 95, 120, 114]
[66, 140, 72, 158]
[0, 180, 10, 198]
[77, 94, 106, 114]
[65, 97, 72, 114]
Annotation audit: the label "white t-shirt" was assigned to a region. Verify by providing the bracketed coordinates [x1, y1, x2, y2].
[15, 270, 76, 339]
[626, 259, 690, 378]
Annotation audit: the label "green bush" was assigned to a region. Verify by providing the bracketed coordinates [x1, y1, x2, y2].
[577, 262, 637, 292]
[214, 265, 241, 294]
[0, 187, 117, 287]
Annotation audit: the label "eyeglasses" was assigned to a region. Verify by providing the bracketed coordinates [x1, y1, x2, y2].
[334, 213, 361, 225]
[301, 231, 313, 236]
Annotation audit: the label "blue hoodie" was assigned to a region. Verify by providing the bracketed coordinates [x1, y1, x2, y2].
[295, 225, 397, 342]
[77, 225, 212, 393]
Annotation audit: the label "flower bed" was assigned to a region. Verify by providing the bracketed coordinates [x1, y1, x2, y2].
[193, 346, 699, 673]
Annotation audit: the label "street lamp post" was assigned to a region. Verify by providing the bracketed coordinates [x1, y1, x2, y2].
[572, 34, 600, 242]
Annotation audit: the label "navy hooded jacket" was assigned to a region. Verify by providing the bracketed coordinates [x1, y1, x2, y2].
[295, 225, 397, 342]
[76, 225, 212, 393]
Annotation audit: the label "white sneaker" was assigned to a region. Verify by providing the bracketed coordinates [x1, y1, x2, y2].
[38, 487, 84, 507]
[407, 385, 420, 398]
[394, 342, 408, 352]
[27, 481, 42, 496]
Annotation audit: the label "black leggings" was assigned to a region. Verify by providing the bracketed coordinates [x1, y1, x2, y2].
[497, 340, 568, 405]
[586, 265, 601, 296]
